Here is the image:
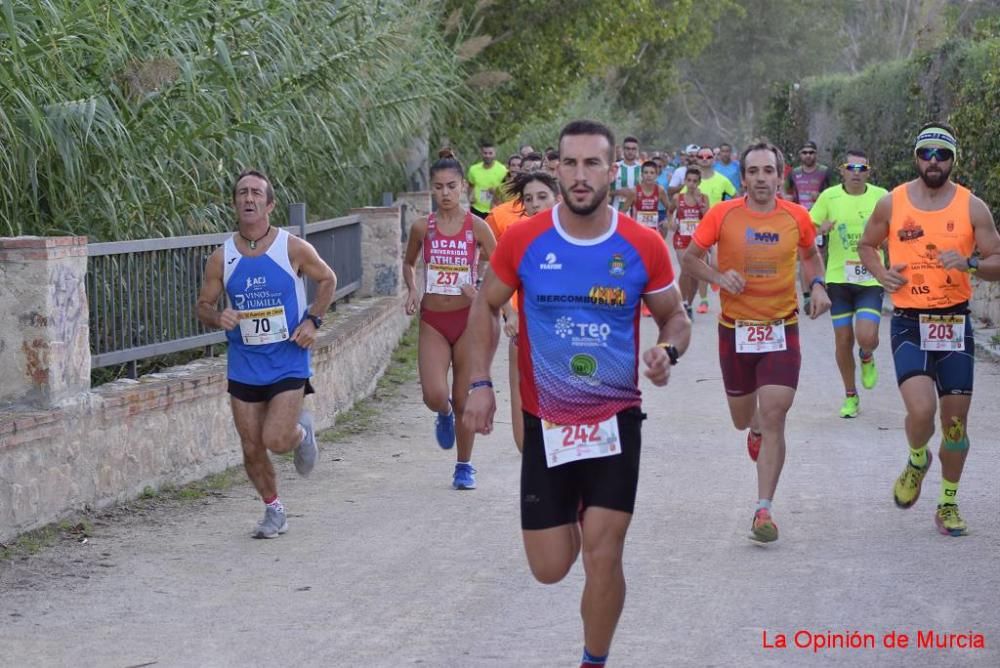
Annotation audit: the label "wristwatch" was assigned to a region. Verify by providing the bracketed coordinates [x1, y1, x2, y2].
[657, 342, 680, 365]
[306, 314, 323, 329]
[967, 256, 979, 274]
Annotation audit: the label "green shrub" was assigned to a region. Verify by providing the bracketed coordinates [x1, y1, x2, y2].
[761, 36, 1000, 222]
[0, 0, 463, 240]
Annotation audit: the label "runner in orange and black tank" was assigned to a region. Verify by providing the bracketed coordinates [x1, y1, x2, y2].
[858, 122, 1000, 538]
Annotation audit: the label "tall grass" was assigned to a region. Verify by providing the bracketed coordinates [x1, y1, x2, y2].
[0, 0, 464, 240]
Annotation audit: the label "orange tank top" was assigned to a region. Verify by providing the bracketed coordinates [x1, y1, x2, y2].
[887, 184, 973, 309]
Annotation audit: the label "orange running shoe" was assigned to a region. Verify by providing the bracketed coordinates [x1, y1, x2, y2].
[747, 430, 762, 461]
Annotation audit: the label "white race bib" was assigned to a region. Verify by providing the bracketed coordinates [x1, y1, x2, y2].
[678, 220, 698, 236]
[238, 306, 290, 346]
[844, 260, 871, 284]
[426, 263, 471, 296]
[919, 314, 965, 351]
[542, 415, 621, 468]
[479, 189, 493, 206]
[816, 235, 825, 247]
[636, 211, 658, 228]
[735, 319, 787, 353]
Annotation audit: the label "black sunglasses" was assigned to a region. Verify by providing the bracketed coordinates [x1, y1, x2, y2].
[915, 147, 954, 162]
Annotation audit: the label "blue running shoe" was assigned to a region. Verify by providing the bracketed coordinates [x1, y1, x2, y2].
[453, 462, 477, 490]
[435, 400, 455, 449]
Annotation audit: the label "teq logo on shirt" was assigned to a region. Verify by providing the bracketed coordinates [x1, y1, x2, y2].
[539, 252, 563, 270]
[745, 228, 780, 245]
[555, 316, 611, 346]
[245, 276, 267, 291]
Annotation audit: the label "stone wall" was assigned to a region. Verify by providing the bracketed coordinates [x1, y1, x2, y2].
[0, 195, 430, 543]
[0, 298, 409, 543]
[972, 278, 1000, 327]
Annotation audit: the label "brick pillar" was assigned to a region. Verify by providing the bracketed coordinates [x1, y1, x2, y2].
[394, 191, 432, 224]
[0, 237, 90, 408]
[352, 207, 403, 298]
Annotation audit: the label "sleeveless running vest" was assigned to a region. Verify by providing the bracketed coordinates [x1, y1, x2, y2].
[423, 212, 479, 296]
[633, 184, 660, 228]
[675, 195, 705, 237]
[887, 184, 973, 310]
[223, 228, 311, 385]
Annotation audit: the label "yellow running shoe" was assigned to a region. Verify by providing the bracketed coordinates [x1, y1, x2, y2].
[893, 451, 932, 509]
[750, 508, 778, 543]
[839, 395, 859, 418]
[935, 504, 968, 536]
[861, 357, 878, 389]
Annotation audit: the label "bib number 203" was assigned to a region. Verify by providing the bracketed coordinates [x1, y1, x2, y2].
[926, 323, 953, 340]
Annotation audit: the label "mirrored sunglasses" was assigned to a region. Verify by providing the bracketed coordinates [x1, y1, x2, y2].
[697, 153, 714, 159]
[840, 163, 870, 173]
[915, 147, 954, 162]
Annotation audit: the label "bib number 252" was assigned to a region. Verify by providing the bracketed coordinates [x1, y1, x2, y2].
[735, 319, 787, 353]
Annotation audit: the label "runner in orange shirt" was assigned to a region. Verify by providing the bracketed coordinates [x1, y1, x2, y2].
[681, 141, 830, 543]
[858, 122, 1000, 537]
[486, 153, 544, 241]
[497, 170, 561, 451]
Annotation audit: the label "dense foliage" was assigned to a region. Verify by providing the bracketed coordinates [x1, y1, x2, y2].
[0, 0, 464, 239]
[760, 33, 1000, 220]
[436, 0, 727, 153]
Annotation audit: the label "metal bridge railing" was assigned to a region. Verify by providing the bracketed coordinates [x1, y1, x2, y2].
[87, 211, 365, 372]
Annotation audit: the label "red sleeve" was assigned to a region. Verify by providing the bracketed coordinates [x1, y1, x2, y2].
[692, 202, 724, 249]
[489, 212, 551, 289]
[617, 218, 675, 293]
[490, 230, 521, 289]
[643, 234, 675, 293]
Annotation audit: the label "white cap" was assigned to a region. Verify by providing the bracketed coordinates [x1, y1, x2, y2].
[685, 144, 701, 154]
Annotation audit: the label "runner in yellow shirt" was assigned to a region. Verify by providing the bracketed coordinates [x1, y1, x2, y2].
[467, 140, 508, 219]
[810, 150, 888, 418]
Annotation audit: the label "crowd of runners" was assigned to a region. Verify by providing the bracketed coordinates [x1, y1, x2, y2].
[196, 120, 999, 668]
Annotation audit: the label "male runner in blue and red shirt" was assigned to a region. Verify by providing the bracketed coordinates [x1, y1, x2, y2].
[463, 120, 691, 668]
